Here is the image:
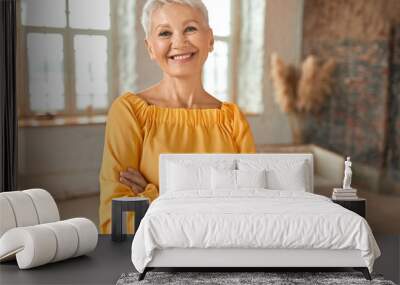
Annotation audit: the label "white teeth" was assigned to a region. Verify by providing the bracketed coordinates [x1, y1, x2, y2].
[172, 53, 192, 60]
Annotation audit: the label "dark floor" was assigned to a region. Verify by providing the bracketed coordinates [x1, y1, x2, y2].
[374, 235, 400, 284]
[0, 236, 134, 285]
[0, 235, 399, 285]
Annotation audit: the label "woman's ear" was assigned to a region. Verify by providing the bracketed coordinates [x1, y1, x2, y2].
[208, 28, 214, 52]
[145, 39, 155, 60]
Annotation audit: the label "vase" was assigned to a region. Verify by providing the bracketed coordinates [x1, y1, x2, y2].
[288, 112, 305, 145]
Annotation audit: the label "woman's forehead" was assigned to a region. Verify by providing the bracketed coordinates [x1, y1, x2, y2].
[151, 3, 206, 28]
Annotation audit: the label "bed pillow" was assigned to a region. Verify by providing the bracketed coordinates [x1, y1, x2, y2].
[167, 162, 211, 191]
[211, 168, 267, 190]
[211, 168, 236, 190]
[237, 169, 267, 188]
[266, 163, 307, 191]
[166, 160, 236, 192]
[238, 159, 309, 191]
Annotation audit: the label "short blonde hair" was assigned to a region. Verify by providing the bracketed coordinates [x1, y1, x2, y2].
[141, 0, 209, 38]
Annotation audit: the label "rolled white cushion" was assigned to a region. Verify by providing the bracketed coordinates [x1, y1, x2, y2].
[64, 218, 98, 257]
[0, 191, 39, 227]
[0, 189, 60, 239]
[0, 226, 57, 269]
[42, 221, 79, 262]
[23, 189, 59, 223]
[0, 196, 17, 237]
[0, 218, 98, 269]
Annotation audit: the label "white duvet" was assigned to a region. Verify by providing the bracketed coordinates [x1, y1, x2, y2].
[131, 189, 380, 273]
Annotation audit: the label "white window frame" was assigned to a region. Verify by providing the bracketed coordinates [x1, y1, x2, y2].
[203, 0, 241, 105]
[229, 0, 241, 105]
[16, 0, 118, 118]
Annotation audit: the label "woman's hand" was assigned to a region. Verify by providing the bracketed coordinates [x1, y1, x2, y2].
[119, 168, 148, 195]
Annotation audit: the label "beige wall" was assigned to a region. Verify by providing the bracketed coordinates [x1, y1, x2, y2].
[249, 0, 304, 144]
[18, 125, 104, 199]
[18, 0, 304, 200]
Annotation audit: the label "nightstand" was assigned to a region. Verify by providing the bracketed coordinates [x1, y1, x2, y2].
[332, 198, 366, 218]
[111, 197, 149, 242]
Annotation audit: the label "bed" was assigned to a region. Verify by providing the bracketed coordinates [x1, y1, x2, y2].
[131, 154, 381, 281]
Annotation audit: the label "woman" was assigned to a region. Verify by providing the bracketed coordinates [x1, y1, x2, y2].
[99, 0, 256, 234]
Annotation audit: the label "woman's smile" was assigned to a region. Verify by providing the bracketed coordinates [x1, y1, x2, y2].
[145, 2, 213, 77]
[168, 51, 197, 64]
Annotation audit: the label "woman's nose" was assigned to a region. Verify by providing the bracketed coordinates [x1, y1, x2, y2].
[171, 33, 189, 48]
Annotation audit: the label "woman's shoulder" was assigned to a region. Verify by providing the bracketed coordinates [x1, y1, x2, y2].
[107, 91, 149, 126]
[200, 95, 224, 109]
[109, 91, 148, 112]
[221, 101, 244, 116]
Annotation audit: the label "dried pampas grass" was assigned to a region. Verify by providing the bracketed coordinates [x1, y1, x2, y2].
[270, 53, 299, 113]
[297, 56, 336, 113]
[270, 53, 336, 115]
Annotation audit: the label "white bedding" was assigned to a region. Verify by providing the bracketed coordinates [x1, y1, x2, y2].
[131, 189, 380, 273]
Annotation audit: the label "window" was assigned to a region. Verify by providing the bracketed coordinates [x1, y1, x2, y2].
[202, 0, 233, 103]
[202, 0, 266, 113]
[18, 0, 115, 117]
[17, 0, 265, 121]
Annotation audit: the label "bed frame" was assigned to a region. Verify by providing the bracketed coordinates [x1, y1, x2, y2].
[138, 154, 372, 281]
[140, 248, 371, 280]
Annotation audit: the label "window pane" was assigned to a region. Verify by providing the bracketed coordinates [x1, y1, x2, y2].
[202, 0, 230, 37]
[27, 33, 65, 113]
[21, 0, 66, 28]
[69, 0, 110, 30]
[74, 35, 108, 110]
[203, 40, 229, 102]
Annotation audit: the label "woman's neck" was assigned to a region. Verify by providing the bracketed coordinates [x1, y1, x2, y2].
[158, 74, 207, 108]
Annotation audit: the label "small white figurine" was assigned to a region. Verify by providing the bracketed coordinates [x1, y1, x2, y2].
[342, 156, 352, 189]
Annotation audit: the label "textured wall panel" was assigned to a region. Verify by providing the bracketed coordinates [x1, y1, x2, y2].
[303, 39, 389, 167]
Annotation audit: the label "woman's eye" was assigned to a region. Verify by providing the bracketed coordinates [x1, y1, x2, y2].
[159, 31, 171, 37]
[185, 26, 197, 32]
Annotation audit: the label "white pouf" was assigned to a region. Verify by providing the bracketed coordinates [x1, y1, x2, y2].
[0, 218, 98, 269]
[23, 188, 60, 223]
[0, 189, 98, 269]
[0, 191, 40, 227]
[0, 196, 17, 237]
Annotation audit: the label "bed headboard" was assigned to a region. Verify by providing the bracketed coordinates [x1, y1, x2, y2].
[159, 153, 314, 194]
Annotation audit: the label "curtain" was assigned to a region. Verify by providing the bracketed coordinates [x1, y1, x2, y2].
[116, 0, 138, 95]
[237, 0, 266, 114]
[0, 0, 17, 192]
[116, 0, 161, 95]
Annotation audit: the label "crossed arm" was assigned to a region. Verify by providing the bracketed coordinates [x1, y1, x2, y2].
[119, 168, 148, 195]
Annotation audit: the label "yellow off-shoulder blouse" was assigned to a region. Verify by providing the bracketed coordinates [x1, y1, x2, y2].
[99, 92, 256, 234]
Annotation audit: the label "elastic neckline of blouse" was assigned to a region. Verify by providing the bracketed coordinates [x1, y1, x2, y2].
[132, 93, 228, 112]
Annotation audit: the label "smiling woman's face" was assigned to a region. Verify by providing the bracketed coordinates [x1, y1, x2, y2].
[145, 3, 214, 78]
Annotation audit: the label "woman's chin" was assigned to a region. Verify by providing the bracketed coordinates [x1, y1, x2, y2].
[165, 68, 201, 78]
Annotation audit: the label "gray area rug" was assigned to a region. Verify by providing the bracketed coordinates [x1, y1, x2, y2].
[116, 271, 396, 285]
